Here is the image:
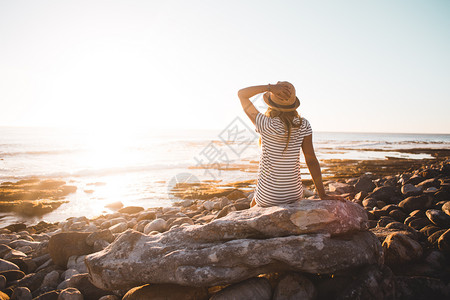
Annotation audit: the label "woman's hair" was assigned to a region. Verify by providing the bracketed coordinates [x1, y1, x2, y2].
[262, 108, 302, 152]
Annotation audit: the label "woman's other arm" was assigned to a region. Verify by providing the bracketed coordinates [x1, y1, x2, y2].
[302, 134, 345, 201]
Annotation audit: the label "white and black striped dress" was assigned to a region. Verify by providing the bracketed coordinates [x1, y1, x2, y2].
[254, 113, 312, 207]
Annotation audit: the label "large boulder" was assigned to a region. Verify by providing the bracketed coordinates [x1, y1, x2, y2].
[86, 201, 382, 290]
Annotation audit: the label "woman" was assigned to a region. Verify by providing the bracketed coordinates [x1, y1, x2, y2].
[238, 81, 342, 207]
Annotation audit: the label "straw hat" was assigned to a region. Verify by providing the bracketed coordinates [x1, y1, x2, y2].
[263, 81, 300, 112]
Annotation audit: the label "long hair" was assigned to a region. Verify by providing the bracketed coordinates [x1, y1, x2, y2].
[260, 108, 302, 152]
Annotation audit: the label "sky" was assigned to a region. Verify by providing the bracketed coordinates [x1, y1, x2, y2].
[0, 0, 449, 133]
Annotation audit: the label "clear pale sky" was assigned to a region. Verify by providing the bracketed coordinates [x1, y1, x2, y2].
[1, 0, 449, 133]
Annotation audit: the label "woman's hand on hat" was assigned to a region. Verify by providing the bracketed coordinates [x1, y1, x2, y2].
[270, 83, 291, 100]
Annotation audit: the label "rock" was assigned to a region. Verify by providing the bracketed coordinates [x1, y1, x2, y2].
[362, 198, 377, 208]
[416, 178, 440, 190]
[234, 200, 250, 210]
[377, 216, 396, 227]
[93, 240, 110, 252]
[58, 288, 83, 300]
[335, 264, 394, 300]
[426, 209, 450, 228]
[4, 249, 27, 260]
[16, 272, 46, 292]
[405, 175, 425, 185]
[354, 191, 367, 202]
[218, 197, 232, 210]
[428, 229, 447, 246]
[398, 195, 433, 213]
[386, 222, 410, 232]
[272, 273, 316, 300]
[211, 277, 271, 300]
[202, 200, 214, 211]
[118, 206, 144, 214]
[438, 229, 450, 253]
[16, 245, 33, 255]
[442, 201, 450, 216]
[109, 222, 128, 234]
[41, 270, 60, 288]
[122, 284, 207, 300]
[136, 211, 156, 222]
[368, 186, 397, 202]
[434, 190, 450, 203]
[86, 230, 114, 246]
[133, 220, 150, 232]
[328, 182, 353, 194]
[8, 239, 40, 250]
[162, 207, 180, 214]
[424, 250, 447, 269]
[215, 204, 237, 220]
[48, 232, 93, 267]
[407, 217, 432, 231]
[86, 201, 382, 290]
[34, 290, 59, 300]
[98, 296, 120, 300]
[354, 175, 376, 193]
[425, 187, 439, 193]
[62, 269, 79, 281]
[168, 217, 194, 229]
[33, 254, 51, 268]
[143, 219, 167, 234]
[420, 225, 441, 237]
[100, 217, 127, 229]
[410, 209, 426, 218]
[67, 256, 87, 274]
[0, 291, 9, 300]
[226, 189, 247, 201]
[401, 184, 422, 196]
[11, 286, 32, 300]
[394, 276, 450, 299]
[0, 244, 12, 258]
[382, 232, 422, 265]
[0, 269, 25, 282]
[0, 259, 19, 272]
[105, 201, 123, 210]
[65, 273, 109, 299]
[388, 209, 407, 222]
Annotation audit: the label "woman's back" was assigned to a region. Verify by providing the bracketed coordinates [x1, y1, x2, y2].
[255, 113, 312, 207]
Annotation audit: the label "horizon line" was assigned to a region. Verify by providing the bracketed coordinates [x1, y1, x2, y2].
[0, 124, 449, 136]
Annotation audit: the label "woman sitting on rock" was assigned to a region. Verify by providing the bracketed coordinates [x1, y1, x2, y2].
[238, 81, 343, 207]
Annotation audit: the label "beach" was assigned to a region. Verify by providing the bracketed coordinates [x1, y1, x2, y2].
[1, 128, 450, 298]
[0, 151, 450, 298]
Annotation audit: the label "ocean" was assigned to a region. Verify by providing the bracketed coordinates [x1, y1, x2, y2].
[1, 125, 449, 226]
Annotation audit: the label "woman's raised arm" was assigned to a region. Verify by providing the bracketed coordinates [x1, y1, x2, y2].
[237, 85, 268, 125]
[238, 84, 290, 125]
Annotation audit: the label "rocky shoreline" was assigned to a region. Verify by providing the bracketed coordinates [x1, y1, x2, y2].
[1, 159, 450, 299]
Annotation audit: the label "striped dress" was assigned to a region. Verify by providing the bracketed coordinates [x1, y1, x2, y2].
[254, 112, 312, 207]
